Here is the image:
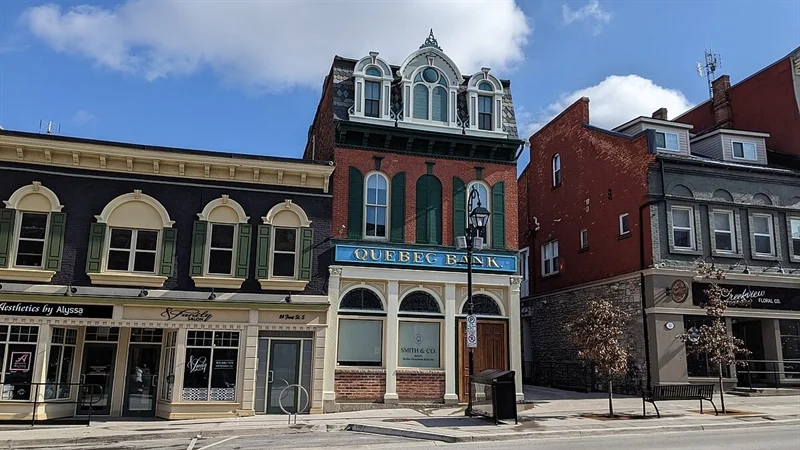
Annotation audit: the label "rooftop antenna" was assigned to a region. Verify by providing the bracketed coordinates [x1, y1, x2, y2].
[39, 120, 61, 135]
[696, 48, 721, 100]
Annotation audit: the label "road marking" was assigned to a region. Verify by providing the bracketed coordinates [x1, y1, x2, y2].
[196, 436, 239, 450]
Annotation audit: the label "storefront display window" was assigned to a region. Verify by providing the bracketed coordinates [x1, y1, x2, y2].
[0, 325, 39, 401]
[779, 320, 800, 379]
[45, 328, 77, 400]
[337, 319, 383, 366]
[161, 331, 177, 401]
[683, 316, 730, 378]
[182, 331, 239, 401]
[398, 322, 440, 368]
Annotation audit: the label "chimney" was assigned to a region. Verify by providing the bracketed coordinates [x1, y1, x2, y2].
[651, 108, 668, 120]
[712, 75, 732, 129]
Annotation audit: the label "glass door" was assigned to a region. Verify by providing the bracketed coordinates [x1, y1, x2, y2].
[77, 343, 116, 415]
[266, 340, 301, 414]
[123, 345, 161, 417]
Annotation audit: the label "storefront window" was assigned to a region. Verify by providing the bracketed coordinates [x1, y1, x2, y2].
[780, 320, 800, 379]
[684, 316, 730, 378]
[182, 331, 239, 401]
[398, 322, 440, 368]
[0, 325, 39, 401]
[161, 331, 177, 401]
[337, 319, 383, 366]
[45, 328, 77, 400]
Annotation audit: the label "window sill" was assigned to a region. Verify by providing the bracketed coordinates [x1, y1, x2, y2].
[618, 232, 632, 241]
[192, 276, 246, 290]
[710, 251, 744, 259]
[541, 272, 560, 280]
[669, 248, 702, 256]
[578, 247, 589, 254]
[0, 267, 56, 283]
[551, 183, 561, 191]
[258, 278, 308, 291]
[88, 272, 167, 288]
[751, 254, 781, 262]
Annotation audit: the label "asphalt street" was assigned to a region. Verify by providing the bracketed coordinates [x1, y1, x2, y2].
[31, 424, 800, 450]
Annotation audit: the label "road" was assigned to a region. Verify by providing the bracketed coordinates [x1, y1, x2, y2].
[34, 425, 800, 450]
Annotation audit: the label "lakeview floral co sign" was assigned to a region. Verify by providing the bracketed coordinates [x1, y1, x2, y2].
[692, 283, 800, 311]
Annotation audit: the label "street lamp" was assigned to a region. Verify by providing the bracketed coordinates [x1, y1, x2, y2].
[458, 186, 490, 416]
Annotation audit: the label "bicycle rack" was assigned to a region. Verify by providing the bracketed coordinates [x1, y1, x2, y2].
[278, 383, 310, 425]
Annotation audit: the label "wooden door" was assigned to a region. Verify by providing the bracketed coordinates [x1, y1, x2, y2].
[458, 320, 508, 402]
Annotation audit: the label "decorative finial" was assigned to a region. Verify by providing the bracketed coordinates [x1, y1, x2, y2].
[420, 28, 442, 51]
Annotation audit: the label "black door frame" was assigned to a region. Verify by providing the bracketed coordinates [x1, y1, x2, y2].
[265, 339, 302, 414]
[76, 343, 117, 416]
[122, 344, 161, 417]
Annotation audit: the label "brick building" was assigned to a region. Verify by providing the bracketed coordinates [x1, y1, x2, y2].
[0, 130, 335, 419]
[304, 32, 525, 411]
[519, 76, 800, 393]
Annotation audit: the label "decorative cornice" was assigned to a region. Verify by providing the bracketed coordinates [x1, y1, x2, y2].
[0, 134, 334, 193]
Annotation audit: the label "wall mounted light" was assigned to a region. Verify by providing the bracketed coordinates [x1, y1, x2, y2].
[63, 285, 77, 297]
[284, 293, 292, 303]
[137, 287, 149, 298]
[208, 289, 217, 300]
[761, 261, 785, 274]
[729, 259, 750, 274]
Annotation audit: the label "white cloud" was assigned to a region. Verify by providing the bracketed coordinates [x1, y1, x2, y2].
[72, 109, 97, 124]
[518, 74, 694, 137]
[562, 0, 612, 35]
[22, 1, 531, 92]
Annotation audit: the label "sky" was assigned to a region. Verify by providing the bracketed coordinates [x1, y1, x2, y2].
[0, 0, 798, 173]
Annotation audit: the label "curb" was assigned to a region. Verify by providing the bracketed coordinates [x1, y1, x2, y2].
[345, 418, 800, 443]
[0, 423, 347, 449]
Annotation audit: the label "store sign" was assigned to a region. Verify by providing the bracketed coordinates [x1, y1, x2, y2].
[0, 302, 113, 318]
[9, 352, 31, 372]
[692, 283, 800, 311]
[334, 245, 517, 273]
[214, 359, 235, 370]
[161, 308, 213, 322]
[398, 322, 440, 368]
[186, 355, 208, 374]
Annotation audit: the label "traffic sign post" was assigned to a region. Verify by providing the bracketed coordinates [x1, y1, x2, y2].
[466, 315, 477, 349]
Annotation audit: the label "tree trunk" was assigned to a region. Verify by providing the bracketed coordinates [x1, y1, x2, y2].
[718, 363, 726, 414]
[608, 379, 614, 418]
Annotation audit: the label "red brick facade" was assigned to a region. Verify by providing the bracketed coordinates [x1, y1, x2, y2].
[396, 371, 446, 401]
[518, 98, 654, 294]
[303, 69, 336, 162]
[330, 147, 518, 249]
[676, 51, 800, 157]
[334, 369, 386, 401]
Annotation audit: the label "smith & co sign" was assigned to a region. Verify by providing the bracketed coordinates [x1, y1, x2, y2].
[334, 244, 517, 273]
[692, 283, 800, 311]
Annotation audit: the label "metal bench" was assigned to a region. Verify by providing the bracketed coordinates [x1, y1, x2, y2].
[642, 384, 717, 418]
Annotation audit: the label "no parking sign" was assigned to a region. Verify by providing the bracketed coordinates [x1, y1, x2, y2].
[466, 315, 477, 348]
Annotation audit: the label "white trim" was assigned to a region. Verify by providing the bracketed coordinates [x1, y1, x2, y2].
[95, 190, 175, 228]
[262, 199, 312, 227]
[619, 213, 630, 235]
[337, 284, 387, 311]
[104, 227, 160, 274]
[751, 213, 776, 256]
[11, 211, 50, 270]
[363, 171, 390, 240]
[3, 182, 63, 212]
[334, 265, 514, 287]
[671, 205, 696, 250]
[541, 240, 559, 276]
[196, 195, 249, 223]
[552, 154, 561, 187]
[457, 290, 507, 317]
[689, 128, 770, 143]
[655, 131, 680, 152]
[204, 223, 237, 277]
[711, 209, 736, 254]
[580, 229, 589, 249]
[270, 226, 299, 279]
[613, 116, 694, 132]
[397, 47, 463, 84]
[731, 140, 758, 161]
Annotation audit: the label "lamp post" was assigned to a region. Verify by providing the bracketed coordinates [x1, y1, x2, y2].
[461, 187, 490, 416]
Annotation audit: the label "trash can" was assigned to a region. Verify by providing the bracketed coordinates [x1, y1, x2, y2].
[468, 369, 518, 424]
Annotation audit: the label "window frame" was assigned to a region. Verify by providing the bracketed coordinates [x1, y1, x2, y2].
[789, 217, 800, 262]
[619, 213, 630, 236]
[363, 172, 390, 240]
[552, 154, 561, 187]
[467, 181, 490, 247]
[671, 206, 696, 251]
[712, 210, 737, 254]
[270, 226, 299, 279]
[412, 67, 449, 124]
[397, 320, 442, 369]
[580, 229, 588, 250]
[336, 318, 385, 367]
[105, 227, 161, 274]
[541, 240, 559, 277]
[45, 327, 78, 401]
[731, 140, 758, 161]
[160, 330, 177, 401]
[519, 248, 529, 281]
[655, 131, 680, 152]
[477, 95, 493, 131]
[751, 213, 775, 257]
[204, 223, 238, 277]
[0, 325, 39, 402]
[182, 330, 240, 402]
[12, 211, 51, 269]
[364, 80, 381, 118]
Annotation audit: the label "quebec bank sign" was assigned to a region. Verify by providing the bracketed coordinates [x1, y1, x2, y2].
[334, 244, 517, 273]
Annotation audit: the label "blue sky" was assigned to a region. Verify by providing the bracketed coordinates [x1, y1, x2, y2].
[1, 0, 798, 172]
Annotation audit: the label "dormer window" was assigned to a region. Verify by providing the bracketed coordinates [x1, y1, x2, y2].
[413, 68, 448, 122]
[732, 141, 757, 160]
[466, 69, 504, 135]
[364, 66, 382, 118]
[478, 82, 493, 131]
[350, 53, 392, 123]
[655, 131, 679, 151]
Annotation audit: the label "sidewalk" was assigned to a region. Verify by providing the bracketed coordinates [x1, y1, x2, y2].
[0, 387, 797, 448]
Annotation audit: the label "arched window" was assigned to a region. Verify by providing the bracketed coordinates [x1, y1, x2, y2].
[413, 67, 448, 122]
[364, 66, 382, 118]
[340, 288, 384, 311]
[365, 67, 382, 77]
[399, 291, 442, 314]
[477, 82, 494, 131]
[467, 182, 490, 247]
[338, 287, 385, 367]
[461, 294, 502, 316]
[364, 173, 389, 239]
[552, 154, 561, 187]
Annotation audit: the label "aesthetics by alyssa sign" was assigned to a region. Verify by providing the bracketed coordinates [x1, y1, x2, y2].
[334, 244, 517, 273]
[692, 283, 800, 311]
[0, 302, 113, 318]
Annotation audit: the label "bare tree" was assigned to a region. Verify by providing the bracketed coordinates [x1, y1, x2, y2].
[567, 299, 629, 417]
[677, 260, 751, 413]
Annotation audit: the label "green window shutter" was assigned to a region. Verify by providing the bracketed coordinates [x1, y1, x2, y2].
[44, 212, 67, 271]
[299, 227, 314, 281]
[428, 176, 442, 245]
[415, 175, 429, 244]
[0, 209, 16, 268]
[491, 181, 506, 249]
[189, 221, 207, 277]
[86, 223, 106, 274]
[390, 173, 406, 243]
[348, 167, 364, 239]
[159, 228, 178, 277]
[235, 224, 252, 279]
[453, 177, 466, 246]
[255, 225, 271, 279]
